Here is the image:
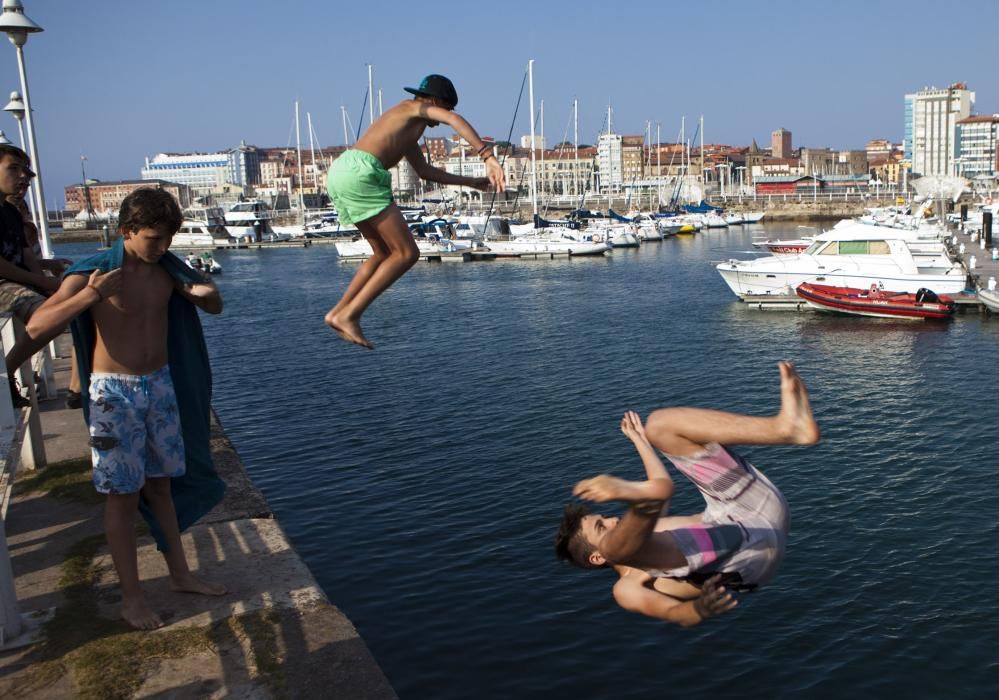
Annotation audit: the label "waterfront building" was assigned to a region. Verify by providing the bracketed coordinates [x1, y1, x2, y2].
[772, 128, 792, 159]
[905, 83, 975, 176]
[597, 132, 623, 192]
[751, 157, 804, 181]
[866, 139, 892, 162]
[621, 136, 644, 189]
[956, 115, 999, 184]
[141, 151, 231, 192]
[64, 179, 191, 217]
[228, 142, 261, 187]
[744, 140, 766, 185]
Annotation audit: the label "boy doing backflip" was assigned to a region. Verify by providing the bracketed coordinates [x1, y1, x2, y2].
[28, 189, 226, 629]
[325, 74, 505, 349]
[555, 362, 820, 627]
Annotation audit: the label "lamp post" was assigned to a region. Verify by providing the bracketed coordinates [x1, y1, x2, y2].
[2, 90, 35, 226]
[0, 0, 50, 258]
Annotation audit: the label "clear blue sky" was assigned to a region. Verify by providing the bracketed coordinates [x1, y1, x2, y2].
[1, 0, 997, 208]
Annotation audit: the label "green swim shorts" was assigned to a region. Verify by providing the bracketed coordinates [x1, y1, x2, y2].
[327, 149, 393, 226]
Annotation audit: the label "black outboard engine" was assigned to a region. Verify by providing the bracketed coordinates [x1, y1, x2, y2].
[915, 288, 939, 303]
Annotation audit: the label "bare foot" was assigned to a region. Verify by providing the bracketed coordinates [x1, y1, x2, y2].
[170, 571, 228, 596]
[121, 596, 164, 630]
[776, 361, 821, 445]
[324, 312, 374, 349]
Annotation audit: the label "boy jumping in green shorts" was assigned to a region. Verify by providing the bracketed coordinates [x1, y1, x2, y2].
[326, 74, 505, 349]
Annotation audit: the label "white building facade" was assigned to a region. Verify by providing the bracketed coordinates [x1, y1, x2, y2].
[956, 115, 999, 181]
[905, 83, 975, 176]
[597, 133, 623, 192]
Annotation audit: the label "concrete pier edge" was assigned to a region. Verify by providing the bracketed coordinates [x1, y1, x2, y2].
[0, 335, 397, 699]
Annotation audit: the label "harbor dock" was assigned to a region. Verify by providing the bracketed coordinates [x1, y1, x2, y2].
[0, 336, 397, 699]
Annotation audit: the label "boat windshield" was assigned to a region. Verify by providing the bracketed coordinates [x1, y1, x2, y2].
[811, 240, 891, 256]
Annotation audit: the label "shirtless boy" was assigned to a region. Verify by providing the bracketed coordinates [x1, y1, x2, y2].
[28, 189, 226, 629]
[325, 74, 505, 348]
[555, 362, 820, 627]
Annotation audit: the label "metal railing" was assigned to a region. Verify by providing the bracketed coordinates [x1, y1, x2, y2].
[0, 313, 51, 649]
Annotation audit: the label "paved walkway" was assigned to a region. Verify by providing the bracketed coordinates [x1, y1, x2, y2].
[0, 335, 396, 699]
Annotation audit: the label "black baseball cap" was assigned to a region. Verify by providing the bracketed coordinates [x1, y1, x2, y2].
[404, 74, 458, 109]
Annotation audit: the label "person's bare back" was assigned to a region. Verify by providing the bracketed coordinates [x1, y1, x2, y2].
[353, 100, 439, 169]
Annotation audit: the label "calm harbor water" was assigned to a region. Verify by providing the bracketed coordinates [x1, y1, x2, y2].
[63, 227, 999, 698]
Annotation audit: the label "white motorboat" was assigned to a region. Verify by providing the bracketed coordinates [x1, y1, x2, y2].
[724, 213, 745, 226]
[742, 211, 766, 224]
[172, 207, 235, 249]
[185, 251, 222, 274]
[978, 287, 999, 313]
[717, 226, 967, 298]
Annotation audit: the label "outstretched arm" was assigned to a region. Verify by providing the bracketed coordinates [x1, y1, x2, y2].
[413, 104, 506, 192]
[613, 572, 738, 627]
[621, 410, 672, 483]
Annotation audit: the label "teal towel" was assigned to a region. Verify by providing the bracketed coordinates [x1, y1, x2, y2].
[66, 239, 225, 551]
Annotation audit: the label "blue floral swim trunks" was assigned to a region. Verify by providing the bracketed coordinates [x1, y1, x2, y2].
[88, 366, 186, 495]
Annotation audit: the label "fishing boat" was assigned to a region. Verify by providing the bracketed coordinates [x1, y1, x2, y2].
[795, 283, 955, 320]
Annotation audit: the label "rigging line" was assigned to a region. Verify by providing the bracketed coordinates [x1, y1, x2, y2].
[356, 89, 369, 142]
[482, 69, 528, 233]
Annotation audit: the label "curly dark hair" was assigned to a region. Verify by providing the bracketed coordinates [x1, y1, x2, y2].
[117, 187, 182, 235]
[554, 503, 603, 569]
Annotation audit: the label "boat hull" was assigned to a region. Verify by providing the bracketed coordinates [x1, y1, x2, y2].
[978, 288, 999, 313]
[795, 283, 955, 320]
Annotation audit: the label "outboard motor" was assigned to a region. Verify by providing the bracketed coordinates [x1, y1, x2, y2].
[915, 288, 939, 303]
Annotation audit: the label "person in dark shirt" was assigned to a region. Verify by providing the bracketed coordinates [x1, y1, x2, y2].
[0, 145, 63, 406]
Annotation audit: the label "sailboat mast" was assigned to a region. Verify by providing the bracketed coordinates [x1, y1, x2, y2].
[656, 122, 662, 207]
[540, 99, 545, 199]
[295, 101, 305, 216]
[307, 112, 318, 189]
[573, 98, 579, 198]
[528, 59, 538, 218]
[341, 106, 349, 146]
[367, 64, 375, 125]
[646, 120, 651, 211]
[700, 114, 705, 191]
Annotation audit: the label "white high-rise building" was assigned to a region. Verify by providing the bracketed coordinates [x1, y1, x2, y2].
[597, 133, 623, 192]
[905, 83, 975, 176]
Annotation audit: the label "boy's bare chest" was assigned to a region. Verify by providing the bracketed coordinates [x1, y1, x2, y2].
[107, 269, 173, 318]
